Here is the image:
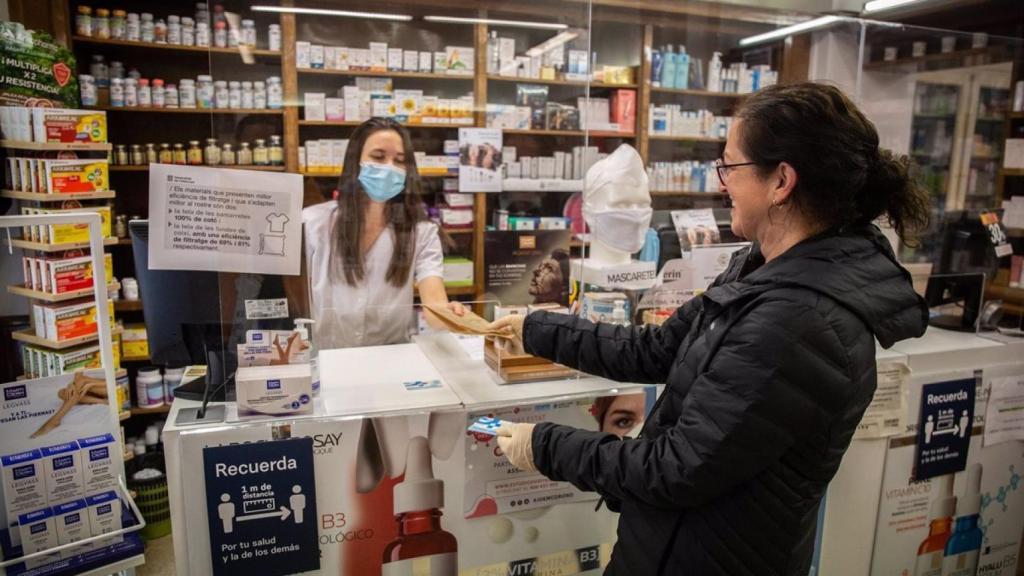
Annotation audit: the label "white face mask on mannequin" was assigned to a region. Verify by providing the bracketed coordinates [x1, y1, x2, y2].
[585, 207, 653, 253]
[582, 144, 653, 255]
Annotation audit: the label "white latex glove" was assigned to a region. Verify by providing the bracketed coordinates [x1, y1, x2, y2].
[487, 314, 526, 355]
[496, 422, 537, 472]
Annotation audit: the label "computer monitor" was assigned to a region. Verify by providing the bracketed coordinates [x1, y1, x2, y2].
[935, 210, 1000, 277]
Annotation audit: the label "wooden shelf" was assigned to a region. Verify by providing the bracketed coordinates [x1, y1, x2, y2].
[121, 354, 151, 363]
[1010, 112, 1024, 120]
[501, 129, 636, 138]
[1002, 169, 1024, 177]
[486, 74, 636, 89]
[12, 327, 122, 350]
[445, 285, 477, 296]
[8, 282, 119, 303]
[119, 411, 130, 422]
[863, 47, 1003, 71]
[71, 36, 282, 58]
[442, 228, 474, 235]
[1, 190, 116, 202]
[298, 120, 471, 129]
[649, 134, 726, 143]
[1, 139, 111, 151]
[298, 68, 473, 80]
[123, 450, 134, 462]
[114, 299, 144, 312]
[9, 238, 119, 252]
[650, 86, 746, 99]
[87, 106, 284, 115]
[130, 405, 171, 416]
[986, 283, 1024, 302]
[111, 164, 286, 172]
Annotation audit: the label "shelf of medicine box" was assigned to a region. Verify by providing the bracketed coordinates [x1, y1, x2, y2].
[86, 105, 285, 115]
[114, 299, 143, 312]
[651, 190, 728, 198]
[485, 74, 637, 89]
[648, 134, 727, 143]
[1, 189, 117, 201]
[71, 36, 283, 58]
[0, 139, 112, 151]
[8, 282, 121, 303]
[862, 47, 1005, 71]
[501, 128, 636, 138]
[501, 178, 584, 192]
[12, 326, 124, 350]
[298, 120, 473, 129]
[130, 405, 172, 416]
[8, 237, 119, 252]
[297, 67, 474, 81]
[300, 169, 452, 178]
[649, 86, 747, 99]
[110, 164, 286, 172]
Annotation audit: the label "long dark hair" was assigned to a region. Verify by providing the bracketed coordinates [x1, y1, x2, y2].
[735, 82, 930, 246]
[330, 117, 426, 287]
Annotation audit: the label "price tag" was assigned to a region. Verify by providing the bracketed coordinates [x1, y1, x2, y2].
[981, 211, 1013, 258]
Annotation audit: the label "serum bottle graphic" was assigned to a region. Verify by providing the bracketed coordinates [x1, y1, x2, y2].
[913, 474, 956, 576]
[382, 436, 457, 575]
[941, 464, 983, 576]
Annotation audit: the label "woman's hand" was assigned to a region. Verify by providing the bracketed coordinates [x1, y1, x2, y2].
[496, 422, 537, 472]
[488, 314, 526, 355]
[446, 300, 467, 317]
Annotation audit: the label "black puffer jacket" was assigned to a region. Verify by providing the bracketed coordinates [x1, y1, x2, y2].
[523, 226, 927, 576]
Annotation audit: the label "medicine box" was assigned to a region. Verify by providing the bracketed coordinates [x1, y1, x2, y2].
[295, 41, 311, 68]
[35, 298, 115, 342]
[53, 498, 90, 558]
[31, 108, 107, 144]
[369, 42, 388, 71]
[86, 491, 122, 547]
[78, 433, 117, 495]
[236, 364, 313, 417]
[310, 44, 325, 69]
[19, 507, 60, 569]
[442, 257, 474, 287]
[304, 92, 326, 121]
[43, 159, 109, 194]
[121, 323, 149, 359]
[40, 442, 85, 504]
[2, 449, 48, 548]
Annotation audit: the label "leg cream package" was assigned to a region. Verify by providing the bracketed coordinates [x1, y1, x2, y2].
[40, 442, 85, 504]
[1, 449, 47, 548]
[235, 364, 313, 417]
[78, 433, 117, 495]
[53, 498, 91, 558]
[18, 507, 59, 569]
[86, 491, 122, 548]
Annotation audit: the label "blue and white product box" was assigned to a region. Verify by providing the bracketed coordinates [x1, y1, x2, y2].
[53, 498, 91, 558]
[40, 442, 85, 504]
[580, 292, 631, 324]
[18, 507, 59, 569]
[235, 363, 313, 417]
[78, 433, 117, 495]
[1, 449, 48, 548]
[86, 491, 123, 547]
[468, 417, 507, 436]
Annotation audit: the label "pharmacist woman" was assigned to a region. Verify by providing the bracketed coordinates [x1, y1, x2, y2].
[489, 83, 931, 575]
[303, 117, 464, 349]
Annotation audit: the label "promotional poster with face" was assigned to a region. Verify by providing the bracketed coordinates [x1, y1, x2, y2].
[484, 231, 572, 307]
[177, 390, 649, 575]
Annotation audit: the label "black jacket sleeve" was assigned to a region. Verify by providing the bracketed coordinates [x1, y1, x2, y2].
[521, 297, 701, 384]
[531, 297, 850, 510]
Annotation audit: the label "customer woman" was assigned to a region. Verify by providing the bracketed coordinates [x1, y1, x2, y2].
[304, 117, 463, 349]
[490, 82, 930, 575]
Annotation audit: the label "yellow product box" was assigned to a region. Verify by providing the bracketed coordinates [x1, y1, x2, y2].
[44, 252, 114, 294]
[32, 108, 108, 144]
[35, 298, 114, 343]
[121, 324, 149, 359]
[36, 205, 111, 245]
[44, 159, 109, 194]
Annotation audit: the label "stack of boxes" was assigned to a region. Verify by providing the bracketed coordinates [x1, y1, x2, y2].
[303, 78, 473, 126]
[486, 85, 636, 133]
[297, 41, 474, 76]
[648, 106, 733, 139]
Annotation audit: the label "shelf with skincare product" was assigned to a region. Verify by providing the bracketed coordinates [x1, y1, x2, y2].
[109, 165, 286, 172]
[863, 47, 1004, 71]
[298, 120, 468, 128]
[649, 87, 746, 98]
[113, 299, 143, 312]
[1, 190, 117, 202]
[0, 139, 112, 151]
[648, 135, 727, 143]
[87, 106, 284, 115]
[502, 129, 636, 138]
[72, 36, 282, 58]
[7, 283, 120, 304]
[298, 68, 471, 81]
[9, 238, 120, 252]
[12, 326, 123, 351]
[486, 75, 637, 89]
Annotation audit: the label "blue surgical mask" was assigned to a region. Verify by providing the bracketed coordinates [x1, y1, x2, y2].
[358, 162, 406, 202]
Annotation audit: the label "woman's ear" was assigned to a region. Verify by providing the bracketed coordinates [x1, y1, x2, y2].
[773, 161, 799, 205]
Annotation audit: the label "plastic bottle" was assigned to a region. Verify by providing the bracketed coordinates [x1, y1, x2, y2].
[238, 142, 253, 165]
[241, 81, 254, 109]
[382, 437, 457, 572]
[253, 139, 269, 166]
[93, 8, 110, 39]
[136, 367, 164, 408]
[145, 143, 157, 164]
[89, 55, 108, 87]
[151, 79, 165, 108]
[158, 143, 172, 164]
[129, 144, 145, 165]
[267, 76, 283, 109]
[137, 78, 152, 108]
[154, 17, 168, 44]
[79, 75, 97, 106]
[164, 83, 179, 108]
[707, 52, 723, 93]
[140, 13, 154, 43]
[110, 10, 127, 40]
[914, 474, 956, 576]
[213, 20, 227, 48]
[942, 465, 983, 576]
[110, 78, 125, 107]
[228, 81, 241, 109]
[114, 144, 128, 166]
[676, 46, 690, 90]
[125, 13, 140, 42]
[612, 300, 629, 326]
[205, 138, 221, 165]
[109, 60, 124, 81]
[221, 143, 236, 165]
[651, 47, 664, 88]
[254, 81, 267, 109]
[187, 140, 203, 165]
[268, 24, 281, 52]
[196, 21, 210, 47]
[660, 45, 676, 90]
[269, 135, 284, 166]
[173, 143, 187, 164]
[124, 77, 138, 107]
[167, 15, 181, 45]
[179, 78, 197, 108]
[75, 6, 92, 37]
[214, 80, 229, 108]
[241, 19, 256, 47]
[196, 75, 214, 108]
[181, 17, 195, 46]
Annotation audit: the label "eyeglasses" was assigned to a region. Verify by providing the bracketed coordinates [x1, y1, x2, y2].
[714, 159, 757, 185]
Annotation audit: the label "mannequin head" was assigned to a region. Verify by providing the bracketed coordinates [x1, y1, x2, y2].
[582, 144, 652, 265]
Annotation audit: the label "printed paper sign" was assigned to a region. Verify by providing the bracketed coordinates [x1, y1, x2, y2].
[916, 379, 975, 480]
[670, 209, 720, 254]
[458, 128, 503, 192]
[855, 362, 909, 439]
[244, 299, 289, 320]
[148, 164, 303, 275]
[203, 438, 318, 576]
[983, 375, 1024, 446]
[690, 243, 748, 290]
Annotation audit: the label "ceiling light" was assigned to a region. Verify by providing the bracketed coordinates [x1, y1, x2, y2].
[251, 6, 412, 21]
[738, 15, 846, 47]
[423, 16, 568, 30]
[863, 0, 932, 12]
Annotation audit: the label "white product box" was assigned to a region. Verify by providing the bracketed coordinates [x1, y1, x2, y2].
[445, 46, 474, 75]
[440, 207, 474, 228]
[40, 442, 84, 504]
[420, 51, 433, 72]
[53, 498, 90, 558]
[403, 50, 419, 72]
[303, 93, 326, 121]
[325, 98, 344, 121]
[19, 507, 59, 569]
[388, 48, 403, 71]
[336, 47, 351, 71]
[369, 42, 388, 71]
[343, 86, 361, 121]
[538, 157, 556, 179]
[433, 51, 448, 74]
[499, 38, 516, 75]
[310, 44, 325, 69]
[2, 449, 47, 548]
[502, 146, 517, 163]
[296, 41, 311, 68]
[1005, 139, 1024, 169]
[443, 257, 474, 285]
[539, 217, 571, 230]
[86, 491, 122, 547]
[510, 217, 539, 231]
[494, 304, 528, 319]
[444, 139, 460, 156]
[443, 192, 474, 208]
[305, 141, 321, 170]
[443, 178, 459, 192]
[371, 97, 393, 118]
[77, 433, 116, 495]
[323, 46, 337, 70]
[330, 140, 348, 169]
[236, 364, 313, 417]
